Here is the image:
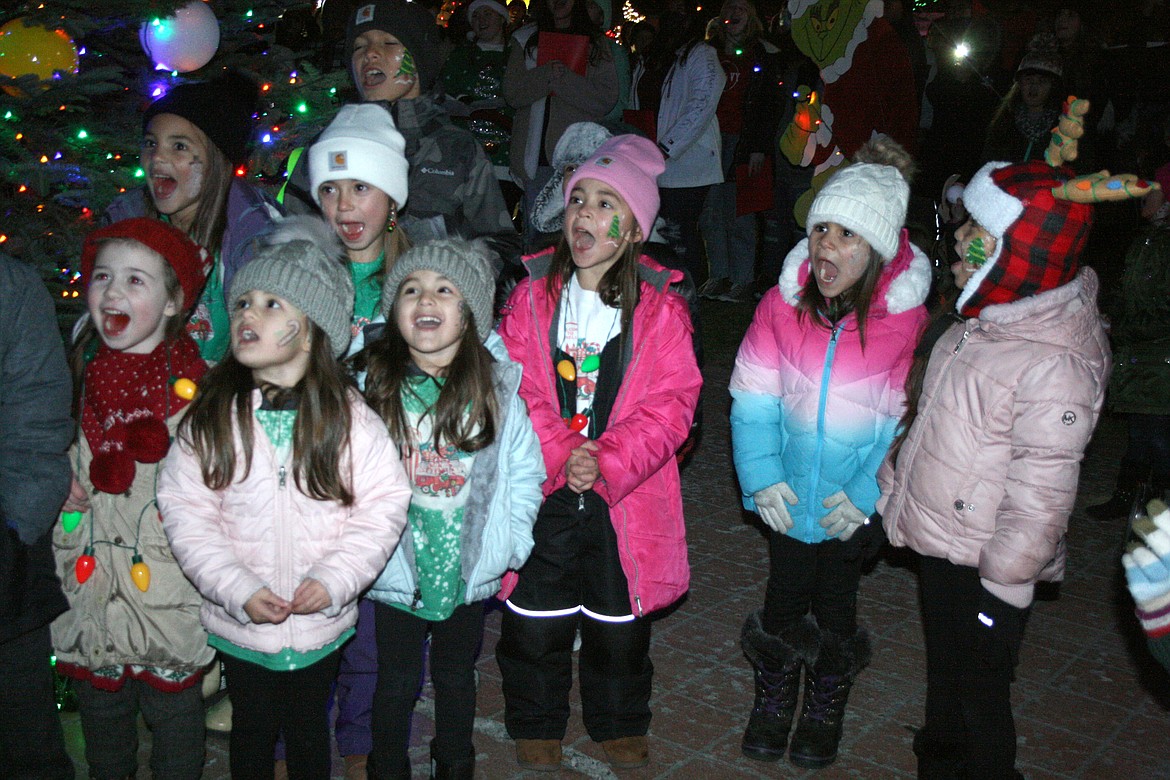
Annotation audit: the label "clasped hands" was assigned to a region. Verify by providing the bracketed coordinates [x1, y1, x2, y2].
[752, 483, 866, 540]
[244, 578, 331, 625]
[566, 440, 600, 494]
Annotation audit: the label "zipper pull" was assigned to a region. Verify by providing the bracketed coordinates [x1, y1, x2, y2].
[953, 330, 970, 354]
[578, 493, 586, 512]
[278, 465, 286, 488]
[411, 588, 422, 611]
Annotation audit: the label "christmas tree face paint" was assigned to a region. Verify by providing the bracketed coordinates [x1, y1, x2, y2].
[608, 214, 622, 239]
[965, 236, 987, 268]
[396, 50, 416, 82]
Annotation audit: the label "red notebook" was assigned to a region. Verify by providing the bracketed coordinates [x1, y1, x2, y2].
[537, 32, 589, 77]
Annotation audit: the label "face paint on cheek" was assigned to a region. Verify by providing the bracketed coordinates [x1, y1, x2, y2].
[965, 236, 987, 268]
[181, 160, 205, 199]
[276, 320, 302, 348]
[394, 50, 417, 83]
[608, 214, 622, 239]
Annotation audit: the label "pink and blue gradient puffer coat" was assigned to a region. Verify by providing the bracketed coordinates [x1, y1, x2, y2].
[730, 230, 930, 544]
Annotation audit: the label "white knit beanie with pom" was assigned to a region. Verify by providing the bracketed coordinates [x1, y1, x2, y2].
[807, 162, 909, 261]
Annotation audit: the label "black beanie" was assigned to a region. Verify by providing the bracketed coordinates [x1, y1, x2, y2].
[346, 2, 443, 93]
[142, 70, 260, 166]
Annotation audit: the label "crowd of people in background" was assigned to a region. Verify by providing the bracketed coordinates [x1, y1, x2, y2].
[7, 1, 1170, 779]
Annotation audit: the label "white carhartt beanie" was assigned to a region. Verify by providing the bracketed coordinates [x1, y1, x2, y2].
[309, 103, 409, 209]
[807, 162, 909, 261]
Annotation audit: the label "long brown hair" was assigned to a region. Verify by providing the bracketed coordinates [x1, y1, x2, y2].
[793, 244, 884, 349]
[177, 321, 356, 505]
[363, 306, 498, 456]
[544, 237, 643, 340]
[143, 123, 232, 259]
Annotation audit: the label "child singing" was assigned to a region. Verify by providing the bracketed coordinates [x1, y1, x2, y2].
[362, 238, 544, 778]
[53, 217, 216, 779]
[158, 216, 411, 779]
[497, 135, 702, 771]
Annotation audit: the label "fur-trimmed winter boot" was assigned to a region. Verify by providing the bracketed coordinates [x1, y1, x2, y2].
[740, 611, 820, 762]
[788, 627, 871, 769]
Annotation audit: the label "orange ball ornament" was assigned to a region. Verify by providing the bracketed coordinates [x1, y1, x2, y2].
[0, 19, 79, 95]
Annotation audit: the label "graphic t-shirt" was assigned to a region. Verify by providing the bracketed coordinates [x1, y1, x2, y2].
[351, 253, 385, 339]
[559, 275, 622, 431]
[396, 375, 477, 621]
[187, 257, 230, 363]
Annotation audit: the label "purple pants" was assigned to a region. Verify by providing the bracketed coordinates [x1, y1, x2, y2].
[274, 597, 377, 759]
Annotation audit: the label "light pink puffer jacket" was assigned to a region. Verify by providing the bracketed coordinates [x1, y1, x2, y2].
[158, 390, 411, 654]
[877, 269, 1111, 607]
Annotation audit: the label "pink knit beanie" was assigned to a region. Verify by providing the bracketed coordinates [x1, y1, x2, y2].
[564, 135, 665, 238]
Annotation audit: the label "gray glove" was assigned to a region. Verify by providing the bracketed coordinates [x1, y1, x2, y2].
[754, 482, 798, 534]
[819, 490, 867, 540]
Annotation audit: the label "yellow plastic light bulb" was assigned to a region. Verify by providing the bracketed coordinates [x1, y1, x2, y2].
[556, 359, 576, 382]
[130, 554, 150, 592]
[173, 378, 197, 400]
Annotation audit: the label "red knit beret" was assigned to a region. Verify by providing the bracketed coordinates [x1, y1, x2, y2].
[80, 218, 212, 315]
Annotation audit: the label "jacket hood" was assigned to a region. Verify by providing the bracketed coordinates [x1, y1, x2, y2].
[777, 229, 930, 317]
[973, 266, 1102, 351]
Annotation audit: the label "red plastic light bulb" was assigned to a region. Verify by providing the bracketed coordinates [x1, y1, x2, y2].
[76, 547, 96, 584]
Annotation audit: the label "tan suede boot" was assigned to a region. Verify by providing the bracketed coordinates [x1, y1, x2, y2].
[343, 754, 368, 780]
[600, 735, 649, 769]
[515, 739, 562, 771]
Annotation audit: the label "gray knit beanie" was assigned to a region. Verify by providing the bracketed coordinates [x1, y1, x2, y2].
[381, 239, 499, 341]
[807, 162, 909, 261]
[531, 122, 614, 233]
[229, 216, 355, 358]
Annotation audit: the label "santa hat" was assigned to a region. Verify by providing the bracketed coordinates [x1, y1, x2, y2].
[957, 160, 1092, 317]
[81, 218, 212, 315]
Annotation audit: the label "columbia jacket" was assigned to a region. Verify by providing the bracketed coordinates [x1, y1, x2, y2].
[158, 391, 410, 654]
[878, 269, 1111, 607]
[497, 249, 702, 615]
[730, 231, 930, 544]
[367, 349, 544, 608]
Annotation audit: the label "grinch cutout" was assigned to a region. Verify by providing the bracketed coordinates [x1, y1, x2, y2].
[784, 0, 919, 227]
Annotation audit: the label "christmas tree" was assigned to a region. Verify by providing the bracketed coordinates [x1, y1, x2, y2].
[0, 0, 353, 325]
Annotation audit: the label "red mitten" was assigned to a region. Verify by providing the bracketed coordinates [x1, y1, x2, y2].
[125, 417, 171, 463]
[90, 450, 135, 495]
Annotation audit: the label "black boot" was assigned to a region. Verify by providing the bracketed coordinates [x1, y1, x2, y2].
[740, 612, 820, 762]
[912, 729, 964, 779]
[430, 740, 475, 780]
[1086, 467, 1145, 521]
[788, 627, 871, 769]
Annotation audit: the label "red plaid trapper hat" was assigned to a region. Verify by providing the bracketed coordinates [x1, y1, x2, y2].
[957, 160, 1093, 318]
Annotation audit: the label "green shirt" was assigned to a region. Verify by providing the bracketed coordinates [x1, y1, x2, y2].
[188, 258, 230, 363]
[209, 629, 354, 672]
[393, 375, 475, 621]
[351, 253, 385, 339]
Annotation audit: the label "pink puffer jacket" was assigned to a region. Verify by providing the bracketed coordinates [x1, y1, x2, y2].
[878, 269, 1111, 607]
[497, 249, 702, 616]
[158, 390, 411, 654]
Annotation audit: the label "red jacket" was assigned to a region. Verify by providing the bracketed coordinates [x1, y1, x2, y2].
[497, 249, 702, 615]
